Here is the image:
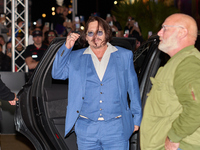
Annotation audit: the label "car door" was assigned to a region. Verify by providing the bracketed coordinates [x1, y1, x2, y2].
[15, 37, 78, 150]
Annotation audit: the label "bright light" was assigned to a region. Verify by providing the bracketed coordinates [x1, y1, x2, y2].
[114, 1, 118, 5]
[52, 7, 55, 11]
[68, 10, 72, 14]
[80, 26, 84, 30]
[52, 12, 56, 16]
[42, 13, 46, 18]
[56, 0, 64, 6]
[33, 22, 36, 25]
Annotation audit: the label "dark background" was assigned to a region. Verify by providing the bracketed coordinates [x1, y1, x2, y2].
[31, 0, 117, 23]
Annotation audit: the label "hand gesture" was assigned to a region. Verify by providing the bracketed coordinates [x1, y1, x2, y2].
[65, 33, 80, 49]
[42, 25, 49, 33]
[8, 94, 18, 105]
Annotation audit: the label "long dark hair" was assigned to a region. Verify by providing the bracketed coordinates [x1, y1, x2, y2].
[79, 16, 112, 47]
[43, 30, 58, 46]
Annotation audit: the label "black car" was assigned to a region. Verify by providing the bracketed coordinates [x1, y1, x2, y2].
[14, 35, 166, 150]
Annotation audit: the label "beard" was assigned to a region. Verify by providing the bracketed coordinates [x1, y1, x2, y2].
[91, 38, 106, 49]
[158, 30, 179, 54]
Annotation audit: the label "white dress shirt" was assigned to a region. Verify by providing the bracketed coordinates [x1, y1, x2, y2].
[83, 42, 118, 81]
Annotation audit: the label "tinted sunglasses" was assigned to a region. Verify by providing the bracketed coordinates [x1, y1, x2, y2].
[87, 30, 104, 37]
[48, 34, 55, 37]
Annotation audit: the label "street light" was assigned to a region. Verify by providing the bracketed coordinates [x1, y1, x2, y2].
[42, 13, 46, 18]
[52, 7, 55, 11]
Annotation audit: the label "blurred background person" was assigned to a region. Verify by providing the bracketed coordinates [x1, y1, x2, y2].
[35, 18, 42, 29]
[28, 26, 42, 45]
[124, 17, 143, 43]
[62, 20, 73, 37]
[1, 38, 25, 72]
[42, 22, 50, 40]
[5, 41, 12, 58]
[0, 35, 6, 54]
[106, 14, 123, 37]
[24, 30, 47, 74]
[0, 42, 12, 71]
[52, 6, 65, 36]
[43, 30, 58, 46]
[0, 14, 8, 43]
[0, 43, 5, 70]
[62, 6, 70, 23]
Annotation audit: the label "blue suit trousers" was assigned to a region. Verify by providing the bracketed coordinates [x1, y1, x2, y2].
[75, 117, 129, 150]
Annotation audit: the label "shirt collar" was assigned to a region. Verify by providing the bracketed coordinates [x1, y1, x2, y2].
[83, 42, 118, 55]
[168, 45, 195, 63]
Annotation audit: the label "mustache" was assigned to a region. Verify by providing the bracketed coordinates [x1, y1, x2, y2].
[91, 38, 106, 46]
[91, 37, 102, 42]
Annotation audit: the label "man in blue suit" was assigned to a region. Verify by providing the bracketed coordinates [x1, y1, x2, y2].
[52, 16, 142, 150]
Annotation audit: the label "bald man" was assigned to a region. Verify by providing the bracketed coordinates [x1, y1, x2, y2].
[140, 13, 200, 150]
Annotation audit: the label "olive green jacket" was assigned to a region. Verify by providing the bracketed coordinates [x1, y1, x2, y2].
[140, 46, 200, 150]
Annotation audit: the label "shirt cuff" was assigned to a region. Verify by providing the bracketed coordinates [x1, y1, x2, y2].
[168, 127, 183, 143]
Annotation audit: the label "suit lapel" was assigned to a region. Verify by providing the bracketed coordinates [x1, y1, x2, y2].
[80, 54, 89, 97]
[112, 51, 122, 98]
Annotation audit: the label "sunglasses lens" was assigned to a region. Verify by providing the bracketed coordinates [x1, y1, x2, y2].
[87, 32, 94, 37]
[97, 31, 103, 36]
[87, 31, 103, 37]
[48, 34, 55, 37]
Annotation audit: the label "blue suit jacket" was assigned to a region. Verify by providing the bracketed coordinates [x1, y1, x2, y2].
[52, 43, 142, 139]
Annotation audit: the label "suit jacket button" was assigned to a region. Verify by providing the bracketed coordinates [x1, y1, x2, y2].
[77, 111, 79, 113]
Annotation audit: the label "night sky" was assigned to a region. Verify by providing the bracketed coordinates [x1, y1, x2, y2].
[31, 0, 116, 24]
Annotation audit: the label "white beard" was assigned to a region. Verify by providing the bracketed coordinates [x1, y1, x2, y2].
[158, 30, 179, 54]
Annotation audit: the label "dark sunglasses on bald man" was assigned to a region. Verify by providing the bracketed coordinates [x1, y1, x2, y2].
[87, 30, 104, 37]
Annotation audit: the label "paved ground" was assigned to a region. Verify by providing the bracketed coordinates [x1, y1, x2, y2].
[0, 133, 35, 150]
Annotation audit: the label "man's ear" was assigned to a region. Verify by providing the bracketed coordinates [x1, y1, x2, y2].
[178, 28, 188, 39]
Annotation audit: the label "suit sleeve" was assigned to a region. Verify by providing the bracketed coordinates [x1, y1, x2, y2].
[52, 43, 73, 80]
[127, 52, 142, 126]
[0, 78, 15, 101]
